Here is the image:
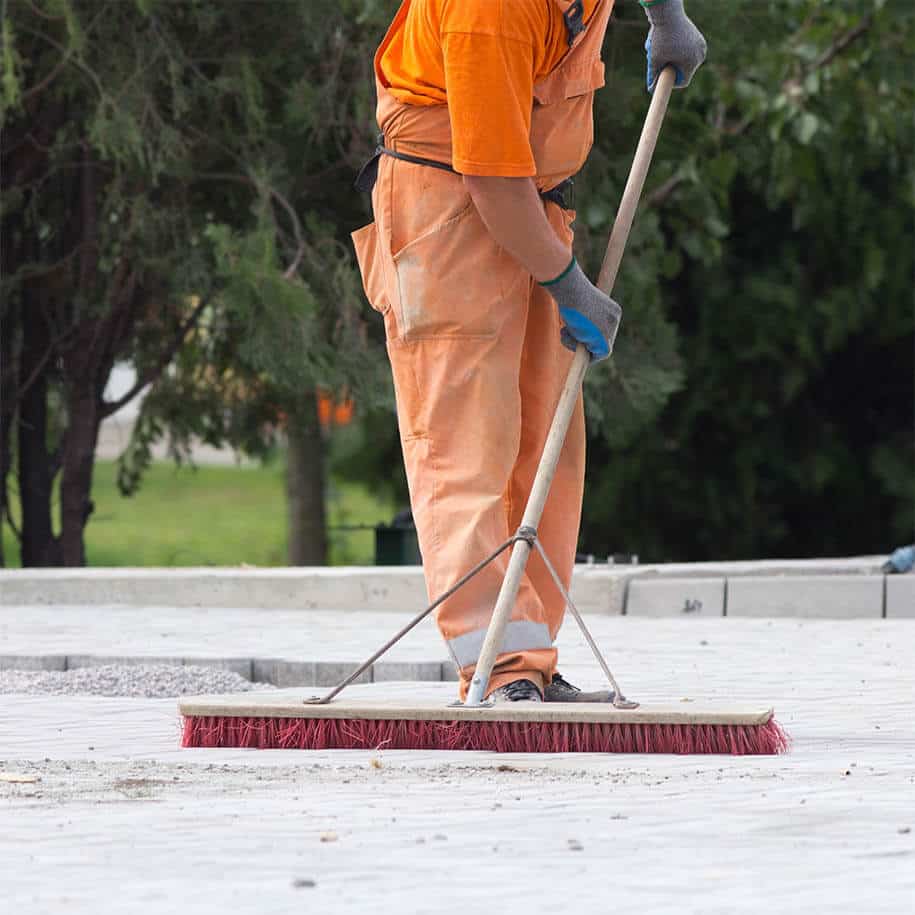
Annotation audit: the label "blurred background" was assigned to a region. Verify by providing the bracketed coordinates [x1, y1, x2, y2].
[1, 0, 912, 569]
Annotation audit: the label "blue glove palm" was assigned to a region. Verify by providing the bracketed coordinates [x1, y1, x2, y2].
[559, 307, 611, 360]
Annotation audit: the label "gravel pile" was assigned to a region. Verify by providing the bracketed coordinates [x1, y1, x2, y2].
[0, 664, 276, 698]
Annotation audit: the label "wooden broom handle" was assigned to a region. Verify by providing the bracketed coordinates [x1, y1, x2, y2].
[598, 66, 677, 295]
[464, 68, 677, 707]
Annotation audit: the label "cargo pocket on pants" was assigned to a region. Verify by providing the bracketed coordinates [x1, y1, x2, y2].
[391, 202, 510, 340]
[351, 221, 390, 315]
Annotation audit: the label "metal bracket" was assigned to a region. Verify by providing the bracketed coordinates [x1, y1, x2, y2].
[514, 525, 538, 546]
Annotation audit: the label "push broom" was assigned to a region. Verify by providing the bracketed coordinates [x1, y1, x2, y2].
[181, 68, 789, 755]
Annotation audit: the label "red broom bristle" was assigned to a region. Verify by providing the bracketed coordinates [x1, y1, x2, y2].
[181, 715, 790, 755]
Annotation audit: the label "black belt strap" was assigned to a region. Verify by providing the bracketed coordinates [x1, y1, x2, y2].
[355, 142, 575, 211]
[378, 144, 456, 175]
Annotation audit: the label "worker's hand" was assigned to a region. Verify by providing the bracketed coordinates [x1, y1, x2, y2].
[642, 0, 707, 92]
[540, 258, 622, 362]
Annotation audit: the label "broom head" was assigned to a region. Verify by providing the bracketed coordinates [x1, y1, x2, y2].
[180, 685, 789, 755]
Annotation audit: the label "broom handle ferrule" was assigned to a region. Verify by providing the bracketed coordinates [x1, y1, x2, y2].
[464, 68, 676, 707]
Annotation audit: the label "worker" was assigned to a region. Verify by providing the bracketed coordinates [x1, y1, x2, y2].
[352, 0, 706, 702]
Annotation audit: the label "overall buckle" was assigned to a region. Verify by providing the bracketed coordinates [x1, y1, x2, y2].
[542, 178, 575, 211]
[564, 0, 585, 46]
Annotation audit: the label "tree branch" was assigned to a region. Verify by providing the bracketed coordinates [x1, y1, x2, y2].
[194, 171, 306, 278]
[21, 51, 70, 103]
[1, 316, 78, 408]
[24, 1, 64, 21]
[814, 15, 872, 70]
[19, 15, 110, 103]
[645, 173, 684, 209]
[99, 292, 213, 418]
[714, 15, 875, 140]
[271, 187, 307, 279]
[782, 14, 873, 95]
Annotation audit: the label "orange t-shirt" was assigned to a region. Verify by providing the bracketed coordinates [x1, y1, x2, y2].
[377, 0, 599, 177]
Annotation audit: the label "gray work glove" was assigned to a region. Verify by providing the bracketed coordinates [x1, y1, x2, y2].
[642, 0, 707, 92]
[540, 258, 622, 362]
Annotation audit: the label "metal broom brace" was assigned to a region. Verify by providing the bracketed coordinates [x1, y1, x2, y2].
[464, 67, 677, 707]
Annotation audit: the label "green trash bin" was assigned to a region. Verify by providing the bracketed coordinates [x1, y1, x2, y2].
[374, 512, 422, 565]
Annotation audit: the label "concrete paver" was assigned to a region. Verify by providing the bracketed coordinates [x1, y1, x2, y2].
[625, 576, 725, 616]
[1, 617, 914, 914]
[886, 575, 915, 618]
[726, 574, 884, 618]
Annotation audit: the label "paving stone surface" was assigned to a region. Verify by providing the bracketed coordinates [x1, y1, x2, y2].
[1, 617, 914, 914]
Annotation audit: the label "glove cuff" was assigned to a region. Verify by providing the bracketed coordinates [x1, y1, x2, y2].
[642, 0, 685, 26]
[539, 255, 577, 288]
[538, 257, 589, 310]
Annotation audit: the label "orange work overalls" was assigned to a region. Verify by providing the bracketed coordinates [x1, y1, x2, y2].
[353, 0, 614, 698]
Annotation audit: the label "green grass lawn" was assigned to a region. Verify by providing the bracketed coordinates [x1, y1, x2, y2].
[2, 460, 393, 567]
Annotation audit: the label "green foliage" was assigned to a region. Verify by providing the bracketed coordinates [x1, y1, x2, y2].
[575, 0, 914, 559]
[0, 15, 20, 116]
[106, 0, 394, 492]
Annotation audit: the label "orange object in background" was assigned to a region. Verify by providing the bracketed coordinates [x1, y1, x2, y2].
[316, 388, 355, 429]
[352, 0, 614, 699]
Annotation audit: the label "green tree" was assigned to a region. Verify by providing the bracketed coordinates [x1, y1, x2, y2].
[1, 0, 387, 566]
[575, 0, 914, 559]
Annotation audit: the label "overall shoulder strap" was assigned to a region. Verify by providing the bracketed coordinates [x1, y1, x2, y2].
[552, 0, 586, 46]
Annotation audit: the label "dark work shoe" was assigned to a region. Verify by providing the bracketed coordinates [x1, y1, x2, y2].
[543, 672, 615, 703]
[490, 679, 543, 703]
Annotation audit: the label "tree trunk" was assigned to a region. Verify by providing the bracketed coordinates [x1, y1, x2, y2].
[55, 144, 103, 567]
[58, 385, 100, 567]
[286, 397, 327, 566]
[0, 303, 15, 568]
[18, 309, 60, 566]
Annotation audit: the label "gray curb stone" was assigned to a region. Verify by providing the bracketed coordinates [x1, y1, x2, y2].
[886, 575, 915, 618]
[251, 659, 318, 688]
[0, 557, 888, 615]
[726, 574, 884, 618]
[0, 654, 460, 686]
[0, 654, 67, 671]
[66, 654, 186, 670]
[625, 577, 725, 617]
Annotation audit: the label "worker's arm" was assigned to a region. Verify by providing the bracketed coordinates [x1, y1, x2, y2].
[464, 174, 621, 361]
[462, 175, 569, 283]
